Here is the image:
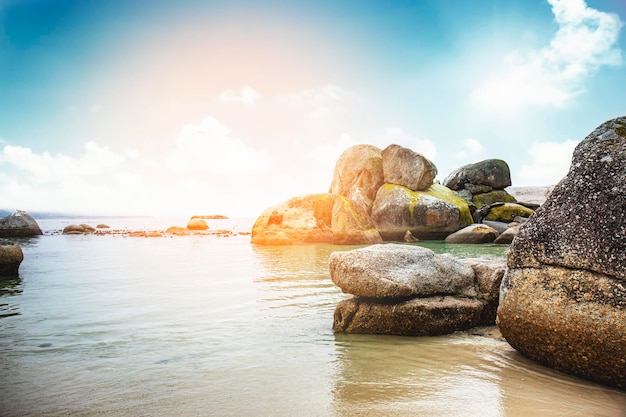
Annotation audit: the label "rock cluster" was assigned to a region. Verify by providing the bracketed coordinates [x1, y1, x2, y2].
[0, 239, 24, 276]
[497, 116, 626, 390]
[0, 210, 43, 238]
[331, 244, 506, 336]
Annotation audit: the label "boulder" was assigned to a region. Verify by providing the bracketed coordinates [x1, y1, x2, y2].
[381, 144, 437, 192]
[371, 183, 473, 240]
[0, 239, 24, 276]
[165, 226, 190, 236]
[0, 210, 43, 238]
[444, 224, 498, 244]
[63, 224, 96, 234]
[251, 193, 382, 245]
[461, 256, 507, 324]
[443, 159, 512, 191]
[484, 203, 534, 223]
[331, 245, 507, 336]
[329, 144, 384, 216]
[493, 225, 520, 244]
[472, 190, 517, 208]
[333, 296, 484, 336]
[329, 244, 477, 299]
[187, 218, 209, 230]
[497, 116, 626, 390]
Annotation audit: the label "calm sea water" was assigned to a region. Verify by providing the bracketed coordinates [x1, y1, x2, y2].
[1, 217, 625, 417]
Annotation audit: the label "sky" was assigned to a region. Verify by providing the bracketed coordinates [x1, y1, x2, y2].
[0, 0, 625, 217]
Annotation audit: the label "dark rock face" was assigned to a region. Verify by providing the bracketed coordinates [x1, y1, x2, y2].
[0, 210, 43, 238]
[331, 244, 506, 336]
[329, 144, 384, 216]
[0, 239, 24, 276]
[443, 159, 512, 192]
[497, 116, 626, 390]
[381, 144, 437, 192]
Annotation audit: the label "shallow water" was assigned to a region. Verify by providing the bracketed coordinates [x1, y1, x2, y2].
[0, 218, 624, 416]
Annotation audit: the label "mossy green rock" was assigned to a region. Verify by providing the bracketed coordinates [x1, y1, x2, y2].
[485, 203, 534, 222]
[472, 190, 517, 208]
[371, 183, 473, 240]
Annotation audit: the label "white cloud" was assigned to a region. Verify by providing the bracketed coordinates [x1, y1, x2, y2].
[472, 0, 623, 110]
[166, 116, 271, 177]
[0, 141, 123, 182]
[382, 128, 437, 161]
[453, 137, 486, 160]
[276, 84, 349, 120]
[519, 139, 578, 184]
[218, 85, 261, 107]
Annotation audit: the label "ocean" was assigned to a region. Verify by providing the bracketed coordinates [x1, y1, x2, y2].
[1, 216, 625, 416]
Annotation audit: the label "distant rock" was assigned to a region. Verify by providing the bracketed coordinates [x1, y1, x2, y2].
[190, 215, 229, 220]
[331, 244, 506, 336]
[0, 239, 24, 276]
[381, 144, 437, 192]
[187, 218, 209, 230]
[0, 210, 43, 238]
[96, 224, 110, 229]
[497, 116, 626, 390]
[506, 186, 555, 206]
[371, 183, 473, 240]
[329, 144, 384, 216]
[493, 225, 520, 244]
[443, 159, 512, 192]
[165, 226, 190, 236]
[63, 224, 96, 234]
[251, 193, 382, 245]
[444, 224, 498, 244]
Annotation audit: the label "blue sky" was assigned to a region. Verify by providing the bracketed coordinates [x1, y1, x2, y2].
[1, 0, 624, 216]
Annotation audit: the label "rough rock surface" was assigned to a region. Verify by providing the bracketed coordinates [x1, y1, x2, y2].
[472, 190, 517, 208]
[0, 239, 24, 276]
[333, 296, 484, 336]
[0, 210, 43, 238]
[497, 116, 626, 390]
[330, 244, 477, 299]
[381, 144, 437, 192]
[371, 183, 473, 240]
[443, 159, 512, 191]
[444, 224, 498, 244]
[329, 144, 384, 216]
[251, 194, 382, 245]
[331, 244, 506, 336]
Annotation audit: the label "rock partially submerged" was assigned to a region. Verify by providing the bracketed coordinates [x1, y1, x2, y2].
[251, 194, 382, 245]
[0, 239, 24, 276]
[0, 210, 43, 238]
[331, 244, 506, 336]
[497, 116, 626, 390]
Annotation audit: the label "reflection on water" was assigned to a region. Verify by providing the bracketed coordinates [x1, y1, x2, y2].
[0, 228, 624, 416]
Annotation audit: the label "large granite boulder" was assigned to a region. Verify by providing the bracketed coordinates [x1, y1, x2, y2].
[497, 116, 626, 390]
[371, 183, 473, 240]
[330, 244, 477, 299]
[187, 218, 209, 230]
[331, 244, 506, 336]
[0, 210, 43, 238]
[381, 144, 437, 192]
[0, 239, 24, 276]
[443, 159, 512, 192]
[251, 193, 382, 245]
[329, 144, 384, 216]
